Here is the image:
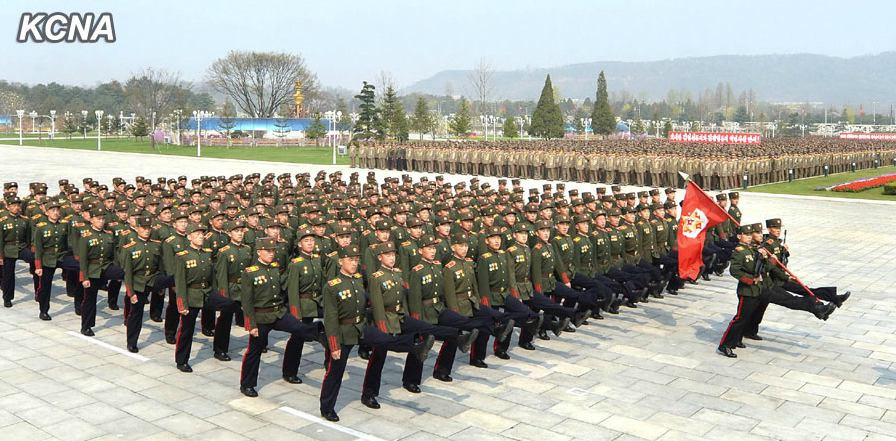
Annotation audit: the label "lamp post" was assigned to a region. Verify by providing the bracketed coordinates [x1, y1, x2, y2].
[193, 110, 208, 157]
[81, 110, 88, 138]
[49, 110, 56, 139]
[16, 110, 24, 145]
[29, 111, 37, 133]
[581, 117, 592, 140]
[173, 109, 182, 145]
[95, 110, 104, 150]
[107, 115, 114, 137]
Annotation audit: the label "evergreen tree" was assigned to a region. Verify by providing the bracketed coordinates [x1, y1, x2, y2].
[353, 81, 382, 140]
[131, 116, 149, 141]
[631, 116, 646, 135]
[273, 113, 291, 145]
[592, 71, 616, 135]
[503, 117, 518, 139]
[380, 86, 409, 141]
[305, 112, 326, 145]
[218, 100, 237, 145]
[528, 75, 564, 139]
[448, 97, 472, 137]
[411, 96, 433, 140]
[662, 120, 673, 138]
[63, 112, 79, 139]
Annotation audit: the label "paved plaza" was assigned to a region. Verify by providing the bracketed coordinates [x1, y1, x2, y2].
[1, 144, 895, 441]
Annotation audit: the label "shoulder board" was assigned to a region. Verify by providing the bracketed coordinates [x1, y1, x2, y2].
[508, 246, 517, 251]
[353, 273, 362, 278]
[104, 229, 112, 234]
[122, 229, 132, 235]
[313, 253, 320, 258]
[278, 238, 286, 242]
[60, 218, 69, 224]
[495, 250, 504, 255]
[391, 226, 397, 230]
[271, 262, 278, 267]
[165, 236, 175, 243]
[501, 226, 507, 231]
[176, 250, 189, 256]
[122, 242, 136, 249]
[202, 248, 213, 252]
[395, 268, 402, 272]
[363, 230, 370, 235]
[554, 236, 561, 240]
[402, 241, 411, 246]
[369, 244, 377, 248]
[150, 239, 161, 243]
[465, 257, 472, 261]
[152, 224, 161, 229]
[766, 239, 774, 244]
[327, 250, 338, 257]
[291, 256, 302, 263]
[328, 278, 341, 286]
[482, 252, 492, 258]
[445, 261, 456, 268]
[327, 219, 334, 224]
[534, 243, 542, 249]
[433, 260, 441, 264]
[372, 270, 384, 277]
[36, 222, 47, 227]
[412, 264, 424, 271]
[0, 216, 6, 222]
[573, 237, 580, 242]
[246, 265, 260, 272]
[219, 245, 231, 252]
[81, 231, 92, 237]
[735, 245, 745, 251]
[31, 214, 41, 220]
[108, 222, 119, 226]
[73, 221, 84, 227]
[204, 232, 213, 238]
[470, 231, 478, 235]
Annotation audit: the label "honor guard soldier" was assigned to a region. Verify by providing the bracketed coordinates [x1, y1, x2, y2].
[1, 197, 36, 307]
[320, 244, 432, 422]
[162, 210, 190, 344]
[32, 200, 79, 320]
[239, 237, 324, 398]
[173, 223, 215, 372]
[284, 227, 325, 380]
[122, 216, 172, 352]
[211, 220, 253, 361]
[478, 226, 542, 360]
[77, 207, 125, 336]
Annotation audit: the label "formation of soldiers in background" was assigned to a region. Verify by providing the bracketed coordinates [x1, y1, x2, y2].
[0, 168, 847, 421]
[349, 138, 896, 190]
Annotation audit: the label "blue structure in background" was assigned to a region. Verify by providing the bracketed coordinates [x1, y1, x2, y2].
[0, 116, 11, 125]
[183, 117, 331, 132]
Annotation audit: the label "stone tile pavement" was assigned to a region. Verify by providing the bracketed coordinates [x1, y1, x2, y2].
[1, 144, 895, 440]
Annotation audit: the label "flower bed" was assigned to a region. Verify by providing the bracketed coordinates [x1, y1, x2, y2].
[829, 173, 896, 192]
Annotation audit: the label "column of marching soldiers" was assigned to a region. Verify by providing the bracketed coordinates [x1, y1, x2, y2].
[0, 171, 845, 423]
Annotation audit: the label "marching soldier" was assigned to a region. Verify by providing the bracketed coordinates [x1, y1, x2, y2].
[77, 207, 125, 336]
[32, 200, 79, 320]
[122, 216, 172, 352]
[1, 197, 36, 307]
[173, 224, 215, 372]
[211, 220, 253, 361]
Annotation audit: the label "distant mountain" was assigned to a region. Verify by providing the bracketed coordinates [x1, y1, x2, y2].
[402, 53, 896, 105]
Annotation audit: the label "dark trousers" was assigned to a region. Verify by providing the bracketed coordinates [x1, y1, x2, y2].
[208, 291, 242, 354]
[745, 283, 833, 336]
[320, 327, 414, 413]
[723, 287, 818, 348]
[1, 248, 36, 301]
[548, 282, 598, 310]
[175, 307, 201, 365]
[570, 272, 612, 301]
[125, 290, 149, 348]
[81, 265, 124, 331]
[493, 295, 540, 352]
[201, 305, 216, 333]
[164, 288, 180, 341]
[468, 305, 507, 362]
[365, 316, 457, 394]
[36, 256, 79, 314]
[433, 308, 489, 376]
[720, 295, 760, 349]
[783, 281, 836, 303]
[239, 314, 321, 389]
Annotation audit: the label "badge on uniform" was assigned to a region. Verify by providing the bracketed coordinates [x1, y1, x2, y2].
[542, 251, 550, 258]
[421, 274, 432, 285]
[89, 238, 99, 246]
[581, 245, 590, 253]
[43, 230, 52, 238]
[338, 289, 351, 300]
[132, 250, 141, 259]
[515, 254, 525, 263]
[560, 243, 568, 251]
[488, 262, 497, 272]
[186, 259, 197, 268]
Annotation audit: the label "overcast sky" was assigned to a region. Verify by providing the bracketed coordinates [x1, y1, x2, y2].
[2, 0, 895, 90]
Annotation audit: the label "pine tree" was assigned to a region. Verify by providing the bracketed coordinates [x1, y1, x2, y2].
[305, 112, 326, 145]
[273, 112, 291, 145]
[503, 117, 518, 139]
[63, 112, 79, 139]
[592, 71, 616, 135]
[411, 96, 433, 140]
[631, 116, 646, 135]
[662, 120, 673, 138]
[528, 75, 564, 139]
[131, 117, 149, 141]
[379, 85, 408, 141]
[448, 97, 472, 137]
[353, 81, 383, 141]
[218, 100, 237, 146]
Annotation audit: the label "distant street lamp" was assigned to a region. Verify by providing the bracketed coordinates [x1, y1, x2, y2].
[95, 110, 104, 150]
[16, 110, 24, 145]
[49, 110, 56, 139]
[173, 109, 182, 145]
[193, 110, 209, 156]
[81, 110, 88, 138]
[29, 111, 37, 133]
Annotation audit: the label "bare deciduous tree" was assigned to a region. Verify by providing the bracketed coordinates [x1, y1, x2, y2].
[124, 67, 184, 149]
[466, 59, 495, 116]
[206, 50, 318, 118]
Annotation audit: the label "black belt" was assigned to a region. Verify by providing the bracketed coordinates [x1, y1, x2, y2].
[384, 305, 399, 312]
[228, 278, 241, 284]
[188, 283, 208, 289]
[44, 247, 63, 253]
[255, 306, 277, 313]
[489, 287, 506, 293]
[299, 292, 319, 299]
[422, 297, 440, 305]
[88, 259, 103, 264]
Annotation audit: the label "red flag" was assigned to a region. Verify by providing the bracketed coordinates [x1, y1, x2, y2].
[677, 181, 734, 279]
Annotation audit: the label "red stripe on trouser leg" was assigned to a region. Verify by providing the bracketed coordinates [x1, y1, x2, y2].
[361, 348, 376, 396]
[719, 297, 744, 347]
[240, 334, 252, 384]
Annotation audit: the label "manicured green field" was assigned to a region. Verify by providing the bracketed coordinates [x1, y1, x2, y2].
[744, 166, 896, 201]
[1, 137, 350, 166]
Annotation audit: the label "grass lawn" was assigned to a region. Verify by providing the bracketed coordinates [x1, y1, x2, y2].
[744, 165, 896, 201]
[0, 137, 351, 166]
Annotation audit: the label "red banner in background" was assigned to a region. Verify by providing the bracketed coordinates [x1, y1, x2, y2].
[839, 133, 896, 141]
[669, 132, 761, 144]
